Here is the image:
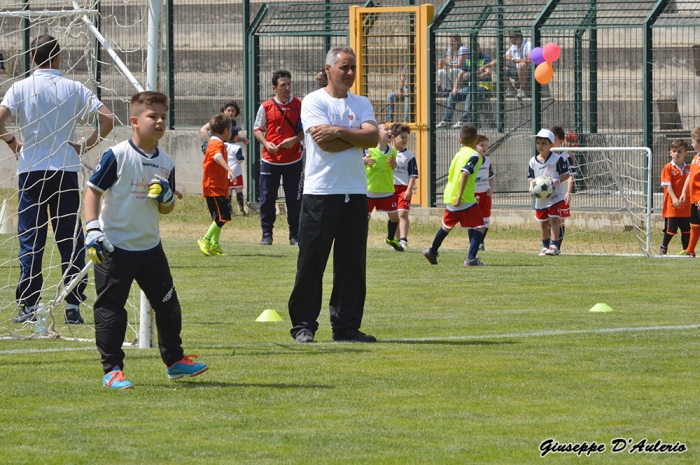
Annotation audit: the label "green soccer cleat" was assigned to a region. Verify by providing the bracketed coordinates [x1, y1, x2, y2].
[385, 237, 404, 252]
[197, 237, 212, 256]
[209, 242, 226, 256]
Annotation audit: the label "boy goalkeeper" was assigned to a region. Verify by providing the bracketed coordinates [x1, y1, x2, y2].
[84, 91, 208, 389]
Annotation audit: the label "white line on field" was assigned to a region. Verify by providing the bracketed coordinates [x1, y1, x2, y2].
[1, 324, 698, 354]
[379, 324, 700, 343]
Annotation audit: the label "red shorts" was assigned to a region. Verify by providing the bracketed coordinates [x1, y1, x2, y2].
[368, 195, 398, 213]
[394, 185, 411, 211]
[475, 192, 492, 219]
[442, 204, 484, 230]
[535, 200, 570, 221]
[228, 175, 244, 188]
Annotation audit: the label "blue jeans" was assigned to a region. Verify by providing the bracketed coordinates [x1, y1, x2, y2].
[441, 86, 489, 123]
[16, 170, 86, 307]
[386, 87, 409, 123]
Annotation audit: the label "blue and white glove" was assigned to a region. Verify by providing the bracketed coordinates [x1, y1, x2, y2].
[85, 220, 114, 264]
[148, 175, 175, 206]
[552, 178, 561, 190]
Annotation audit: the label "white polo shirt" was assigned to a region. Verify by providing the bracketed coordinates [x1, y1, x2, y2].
[0, 69, 103, 174]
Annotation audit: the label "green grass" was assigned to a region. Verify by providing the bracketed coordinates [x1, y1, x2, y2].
[0, 233, 698, 464]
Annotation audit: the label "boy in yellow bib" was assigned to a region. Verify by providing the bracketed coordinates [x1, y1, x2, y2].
[423, 123, 486, 266]
[363, 122, 403, 251]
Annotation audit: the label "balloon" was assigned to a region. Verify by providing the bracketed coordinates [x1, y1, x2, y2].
[535, 62, 554, 85]
[542, 43, 561, 63]
[530, 47, 545, 65]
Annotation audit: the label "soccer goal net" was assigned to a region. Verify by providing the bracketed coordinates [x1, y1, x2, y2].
[551, 146, 655, 257]
[0, 0, 153, 342]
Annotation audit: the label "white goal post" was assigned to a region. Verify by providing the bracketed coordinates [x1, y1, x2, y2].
[551, 146, 654, 257]
[0, 0, 163, 345]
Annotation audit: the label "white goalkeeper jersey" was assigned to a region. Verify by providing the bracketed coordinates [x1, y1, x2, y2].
[1, 69, 103, 174]
[528, 152, 569, 209]
[87, 139, 176, 252]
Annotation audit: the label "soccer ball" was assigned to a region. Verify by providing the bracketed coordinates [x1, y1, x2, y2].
[529, 176, 554, 199]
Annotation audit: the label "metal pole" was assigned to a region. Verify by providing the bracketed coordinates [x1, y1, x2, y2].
[146, 0, 162, 92]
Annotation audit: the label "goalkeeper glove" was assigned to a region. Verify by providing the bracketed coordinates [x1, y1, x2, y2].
[85, 220, 114, 264]
[552, 178, 561, 190]
[148, 175, 175, 206]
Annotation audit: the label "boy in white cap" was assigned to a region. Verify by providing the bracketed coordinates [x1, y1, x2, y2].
[527, 129, 571, 256]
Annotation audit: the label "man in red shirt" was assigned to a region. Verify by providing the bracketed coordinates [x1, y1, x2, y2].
[253, 70, 304, 245]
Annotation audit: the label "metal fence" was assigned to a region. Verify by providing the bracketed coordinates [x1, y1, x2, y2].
[1, 0, 699, 207]
[429, 0, 700, 210]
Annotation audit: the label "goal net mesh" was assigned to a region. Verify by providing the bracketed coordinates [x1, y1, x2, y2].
[0, 0, 149, 341]
[553, 146, 654, 257]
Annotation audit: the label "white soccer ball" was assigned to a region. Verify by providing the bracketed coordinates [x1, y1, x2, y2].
[529, 176, 554, 199]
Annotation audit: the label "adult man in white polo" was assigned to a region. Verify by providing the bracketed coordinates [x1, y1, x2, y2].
[0, 35, 114, 324]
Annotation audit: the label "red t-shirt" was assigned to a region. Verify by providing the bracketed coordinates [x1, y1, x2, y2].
[202, 137, 228, 197]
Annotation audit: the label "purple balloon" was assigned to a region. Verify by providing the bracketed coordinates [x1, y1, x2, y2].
[530, 47, 545, 65]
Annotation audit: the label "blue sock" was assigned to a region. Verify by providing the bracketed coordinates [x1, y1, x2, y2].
[431, 228, 449, 254]
[468, 229, 484, 260]
[542, 238, 551, 249]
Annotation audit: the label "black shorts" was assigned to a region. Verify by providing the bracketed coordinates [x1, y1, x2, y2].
[664, 216, 690, 234]
[206, 196, 231, 223]
[691, 204, 700, 226]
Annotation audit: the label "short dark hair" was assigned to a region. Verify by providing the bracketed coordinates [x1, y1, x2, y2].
[30, 35, 60, 67]
[508, 30, 523, 38]
[130, 91, 169, 116]
[391, 123, 410, 137]
[220, 100, 240, 116]
[670, 138, 688, 151]
[550, 126, 566, 141]
[210, 113, 232, 135]
[459, 123, 477, 144]
[477, 134, 489, 144]
[272, 69, 292, 87]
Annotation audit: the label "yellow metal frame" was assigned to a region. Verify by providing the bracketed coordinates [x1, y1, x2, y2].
[350, 4, 434, 207]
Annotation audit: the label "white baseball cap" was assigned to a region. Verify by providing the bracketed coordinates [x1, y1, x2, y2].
[532, 129, 555, 143]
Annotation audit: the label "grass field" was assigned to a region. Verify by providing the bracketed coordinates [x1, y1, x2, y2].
[0, 205, 698, 464]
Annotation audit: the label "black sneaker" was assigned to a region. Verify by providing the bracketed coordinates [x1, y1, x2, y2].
[332, 329, 377, 343]
[294, 328, 315, 343]
[422, 248, 439, 265]
[290, 237, 299, 246]
[65, 306, 85, 324]
[260, 233, 273, 245]
[12, 305, 38, 324]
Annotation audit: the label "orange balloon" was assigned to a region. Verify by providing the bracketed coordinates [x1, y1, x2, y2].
[535, 62, 554, 85]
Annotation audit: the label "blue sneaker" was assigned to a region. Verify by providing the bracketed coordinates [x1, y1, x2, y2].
[166, 354, 209, 380]
[103, 367, 134, 390]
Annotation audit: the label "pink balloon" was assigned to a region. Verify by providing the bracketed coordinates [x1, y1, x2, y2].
[542, 43, 560, 63]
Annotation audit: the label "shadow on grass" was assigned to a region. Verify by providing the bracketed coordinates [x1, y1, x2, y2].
[379, 340, 517, 346]
[232, 343, 372, 356]
[154, 381, 334, 389]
